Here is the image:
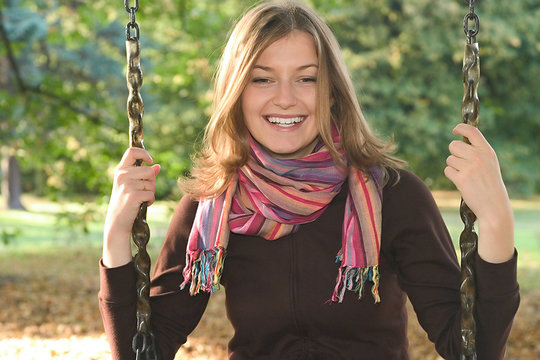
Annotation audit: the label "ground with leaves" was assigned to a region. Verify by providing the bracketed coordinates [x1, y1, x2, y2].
[0, 244, 538, 360]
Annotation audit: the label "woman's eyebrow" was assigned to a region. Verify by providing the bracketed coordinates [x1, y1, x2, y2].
[252, 64, 319, 71]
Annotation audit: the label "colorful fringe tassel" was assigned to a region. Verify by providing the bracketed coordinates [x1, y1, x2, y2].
[180, 246, 226, 295]
[331, 264, 380, 303]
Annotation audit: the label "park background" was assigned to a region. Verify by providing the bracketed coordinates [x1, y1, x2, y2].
[1, 0, 538, 359]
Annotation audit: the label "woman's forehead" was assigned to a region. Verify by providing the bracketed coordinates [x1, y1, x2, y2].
[253, 30, 318, 67]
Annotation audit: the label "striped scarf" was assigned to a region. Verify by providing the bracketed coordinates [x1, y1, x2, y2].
[180, 134, 383, 303]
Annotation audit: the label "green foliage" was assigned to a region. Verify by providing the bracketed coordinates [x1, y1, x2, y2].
[1, 0, 538, 201]
[1, 227, 22, 245]
[55, 203, 100, 235]
[1, 0, 127, 202]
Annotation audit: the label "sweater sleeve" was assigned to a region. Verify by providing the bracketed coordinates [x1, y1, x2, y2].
[98, 195, 210, 360]
[382, 170, 519, 360]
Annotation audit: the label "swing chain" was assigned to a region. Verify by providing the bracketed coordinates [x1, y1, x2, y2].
[125, 0, 140, 41]
[463, 0, 479, 43]
[459, 1, 480, 360]
[125, 1, 158, 358]
[132, 332, 158, 360]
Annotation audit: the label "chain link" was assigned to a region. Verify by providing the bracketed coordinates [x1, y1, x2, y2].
[125, 0, 139, 13]
[125, 0, 140, 40]
[463, 0, 479, 42]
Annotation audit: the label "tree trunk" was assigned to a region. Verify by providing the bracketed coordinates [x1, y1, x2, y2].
[1, 147, 26, 210]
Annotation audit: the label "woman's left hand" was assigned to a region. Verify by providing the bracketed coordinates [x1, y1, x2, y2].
[444, 123, 507, 220]
[444, 123, 514, 263]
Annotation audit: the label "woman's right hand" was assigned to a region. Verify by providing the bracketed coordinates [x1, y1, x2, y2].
[102, 147, 161, 268]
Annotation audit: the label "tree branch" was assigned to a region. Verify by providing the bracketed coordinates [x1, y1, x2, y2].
[29, 86, 104, 125]
[0, 10, 27, 92]
[0, 11, 106, 126]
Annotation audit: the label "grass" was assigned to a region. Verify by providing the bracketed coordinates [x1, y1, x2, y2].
[0, 195, 173, 255]
[432, 191, 540, 291]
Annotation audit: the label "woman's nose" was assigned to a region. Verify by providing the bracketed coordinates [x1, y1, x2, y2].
[272, 82, 297, 108]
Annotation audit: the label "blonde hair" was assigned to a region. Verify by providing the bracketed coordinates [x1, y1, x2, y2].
[181, 0, 404, 199]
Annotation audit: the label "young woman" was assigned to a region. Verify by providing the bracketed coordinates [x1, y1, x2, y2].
[99, 1, 519, 359]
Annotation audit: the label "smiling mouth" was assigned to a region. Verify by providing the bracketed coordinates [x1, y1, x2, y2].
[265, 116, 305, 127]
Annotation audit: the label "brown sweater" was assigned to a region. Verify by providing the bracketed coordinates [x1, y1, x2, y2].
[99, 170, 519, 360]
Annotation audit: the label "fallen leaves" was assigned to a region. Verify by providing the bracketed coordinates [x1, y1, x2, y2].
[0, 249, 103, 340]
[0, 335, 111, 360]
[0, 245, 538, 359]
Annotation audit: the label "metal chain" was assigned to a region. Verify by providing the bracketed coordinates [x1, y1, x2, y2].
[125, 0, 140, 40]
[463, 0, 479, 43]
[459, 1, 480, 359]
[125, 1, 158, 358]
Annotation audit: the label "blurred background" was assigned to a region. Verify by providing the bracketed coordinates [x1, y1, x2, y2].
[1, 0, 538, 359]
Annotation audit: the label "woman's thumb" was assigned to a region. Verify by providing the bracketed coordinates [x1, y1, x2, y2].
[152, 164, 161, 176]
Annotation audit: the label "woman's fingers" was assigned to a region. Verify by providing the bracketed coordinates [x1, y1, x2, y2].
[111, 150, 161, 208]
[119, 147, 154, 168]
[116, 164, 157, 182]
[114, 157, 160, 186]
[447, 140, 472, 161]
[444, 124, 507, 219]
[445, 154, 468, 171]
[133, 184, 156, 205]
[116, 173, 157, 197]
[133, 165, 160, 205]
[446, 124, 497, 176]
[452, 123, 489, 149]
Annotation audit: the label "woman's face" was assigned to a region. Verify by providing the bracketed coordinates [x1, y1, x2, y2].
[241, 30, 320, 159]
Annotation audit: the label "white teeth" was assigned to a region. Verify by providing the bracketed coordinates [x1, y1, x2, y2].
[266, 116, 305, 127]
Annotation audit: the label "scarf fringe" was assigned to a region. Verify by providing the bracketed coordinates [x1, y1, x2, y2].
[331, 265, 380, 304]
[180, 246, 226, 295]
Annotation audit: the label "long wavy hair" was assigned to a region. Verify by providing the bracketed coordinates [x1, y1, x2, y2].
[180, 0, 405, 199]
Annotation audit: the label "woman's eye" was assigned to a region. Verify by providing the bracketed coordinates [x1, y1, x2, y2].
[252, 77, 270, 83]
[300, 77, 317, 83]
